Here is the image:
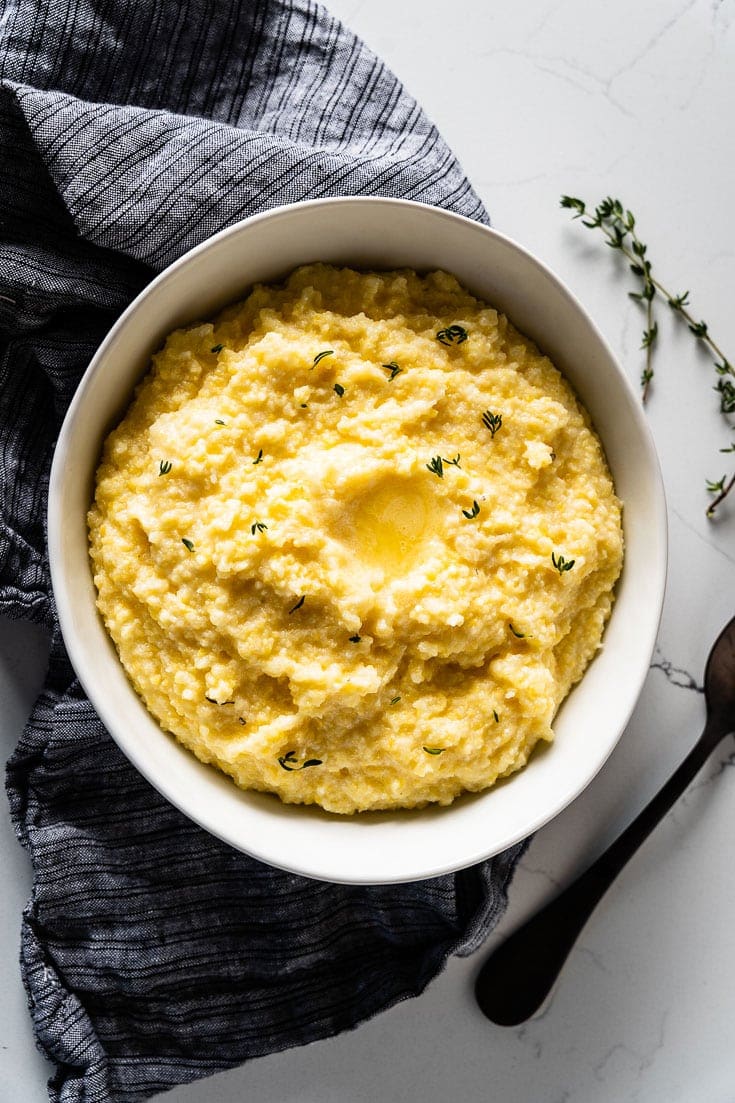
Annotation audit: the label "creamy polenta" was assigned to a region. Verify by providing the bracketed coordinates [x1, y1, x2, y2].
[88, 265, 623, 814]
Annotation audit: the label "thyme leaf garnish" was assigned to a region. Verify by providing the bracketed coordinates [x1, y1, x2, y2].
[250, 522, 267, 534]
[493, 710, 500, 723]
[333, 382, 345, 397]
[181, 538, 195, 552]
[313, 350, 334, 366]
[716, 378, 735, 414]
[288, 595, 305, 614]
[427, 454, 461, 479]
[423, 746, 445, 755]
[390, 696, 401, 705]
[211, 344, 223, 353]
[462, 500, 480, 519]
[562, 194, 735, 516]
[278, 750, 323, 771]
[437, 324, 469, 346]
[508, 622, 525, 638]
[158, 460, 172, 476]
[349, 634, 362, 643]
[382, 361, 402, 381]
[214, 419, 225, 425]
[482, 411, 502, 437]
[551, 552, 575, 574]
[253, 449, 263, 465]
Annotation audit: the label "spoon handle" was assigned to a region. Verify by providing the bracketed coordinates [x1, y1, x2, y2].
[475, 720, 725, 1026]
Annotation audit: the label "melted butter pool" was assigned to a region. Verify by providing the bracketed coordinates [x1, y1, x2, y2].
[347, 477, 437, 573]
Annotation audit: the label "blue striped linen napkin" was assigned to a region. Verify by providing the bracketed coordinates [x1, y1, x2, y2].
[0, 2, 527, 1100]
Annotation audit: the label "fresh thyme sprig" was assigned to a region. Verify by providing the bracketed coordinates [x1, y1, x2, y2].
[561, 195, 735, 399]
[349, 634, 362, 643]
[253, 449, 263, 465]
[423, 746, 445, 755]
[181, 538, 195, 552]
[250, 521, 267, 534]
[508, 622, 525, 638]
[462, 500, 480, 519]
[561, 194, 735, 517]
[551, 552, 575, 574]
[313, 349, 334, 366]
[333, 382, 345, 397]
[158, 460, 172, 476]
[211, 344, 223, 353]
[288, 595, 305, 614]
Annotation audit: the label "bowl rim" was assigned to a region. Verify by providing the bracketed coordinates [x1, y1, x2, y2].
[48, 196, 668, 883]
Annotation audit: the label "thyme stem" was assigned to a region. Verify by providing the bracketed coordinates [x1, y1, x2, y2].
[561, 195, 735, 517]
[706, 474, 735, 519]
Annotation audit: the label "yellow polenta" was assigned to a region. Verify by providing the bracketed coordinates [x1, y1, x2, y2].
[88, 265, 623, 814]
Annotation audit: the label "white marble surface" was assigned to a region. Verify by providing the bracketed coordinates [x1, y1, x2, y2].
[2, 0, 735, 1098]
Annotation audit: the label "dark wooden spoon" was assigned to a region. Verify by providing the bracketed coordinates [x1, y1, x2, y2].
[475, 614, 735, 1027]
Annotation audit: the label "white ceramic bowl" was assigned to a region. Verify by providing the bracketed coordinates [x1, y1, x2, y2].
[48, 197, 667, 884]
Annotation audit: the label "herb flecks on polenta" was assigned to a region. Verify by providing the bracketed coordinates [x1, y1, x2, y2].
[88, 265, 623, 814]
